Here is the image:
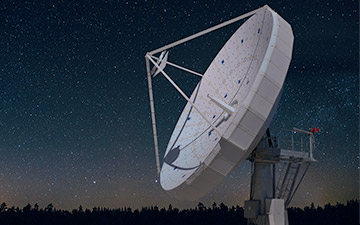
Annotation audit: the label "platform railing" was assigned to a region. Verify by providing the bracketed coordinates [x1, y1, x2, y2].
[265, 127, 316, 160]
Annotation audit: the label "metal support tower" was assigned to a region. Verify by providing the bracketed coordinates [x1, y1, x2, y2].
[244, 128, 316, 225]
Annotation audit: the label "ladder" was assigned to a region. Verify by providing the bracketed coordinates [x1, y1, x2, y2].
[276, 162, 301, 207]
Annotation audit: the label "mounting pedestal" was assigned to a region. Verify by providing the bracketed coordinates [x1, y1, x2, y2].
[244, 128, 316, 225]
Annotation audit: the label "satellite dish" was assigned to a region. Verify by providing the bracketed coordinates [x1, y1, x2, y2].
[155, 6, 293, 200]
[145, 5, 317, 225]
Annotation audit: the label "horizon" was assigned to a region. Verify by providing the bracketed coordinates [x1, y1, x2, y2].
[1, 199, 358, 211]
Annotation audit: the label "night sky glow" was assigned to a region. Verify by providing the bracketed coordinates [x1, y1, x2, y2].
[0, 0, 358, 210]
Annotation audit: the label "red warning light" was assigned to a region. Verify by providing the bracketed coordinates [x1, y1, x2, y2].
[310, 127, 320, 133]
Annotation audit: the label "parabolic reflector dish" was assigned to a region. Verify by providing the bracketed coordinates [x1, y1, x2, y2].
[160, 6, 294, 200]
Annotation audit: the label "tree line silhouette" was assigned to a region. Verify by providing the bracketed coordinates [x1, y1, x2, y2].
[0, 200, 358, 225]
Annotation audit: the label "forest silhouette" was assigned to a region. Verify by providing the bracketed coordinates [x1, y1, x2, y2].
[0, 200, 358, 225]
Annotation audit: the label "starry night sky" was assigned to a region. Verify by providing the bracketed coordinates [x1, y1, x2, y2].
[0, 0, 358, 210]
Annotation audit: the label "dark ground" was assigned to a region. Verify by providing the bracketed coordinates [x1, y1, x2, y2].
[0, 200, 358, 225]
